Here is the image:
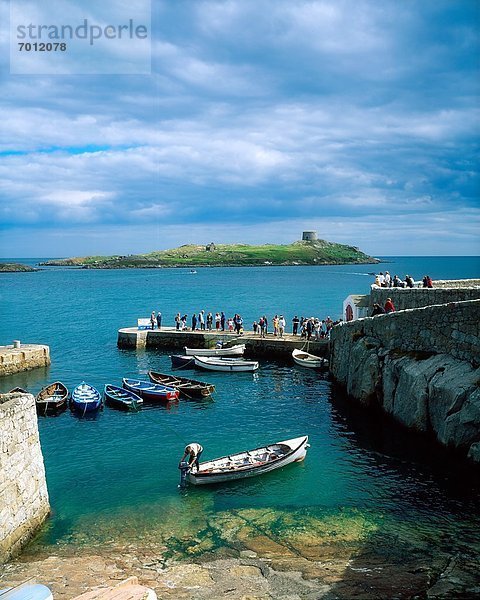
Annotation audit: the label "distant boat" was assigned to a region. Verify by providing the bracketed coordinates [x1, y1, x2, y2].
[104, 384, 143, 411]
[194, 356, 259, 372]
[189, 269, 197, 274]
[170, 355, 196, 369]
[71, 382, 102, 413]
[184, 344, 245, 357]
[122, 378, 179, 402]
[180, 435, 309, 486]
[35, 381, 68, 414]
[148, 370, 215, 397]
[8, 387, 28, 394]
[292, 348, 328, 369]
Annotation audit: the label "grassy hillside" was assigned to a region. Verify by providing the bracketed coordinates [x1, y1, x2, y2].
[40, 240, 379, 269]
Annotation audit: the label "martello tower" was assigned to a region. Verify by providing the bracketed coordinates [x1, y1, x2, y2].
[302, 231, 317, 242]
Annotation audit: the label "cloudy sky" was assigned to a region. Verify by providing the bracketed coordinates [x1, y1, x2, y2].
[0, 0, 479, 257]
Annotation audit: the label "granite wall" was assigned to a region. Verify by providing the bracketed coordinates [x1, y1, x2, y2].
[330, 299, 480, 462]
[370, 284, 480, 312]
[0, 392, 50, 562]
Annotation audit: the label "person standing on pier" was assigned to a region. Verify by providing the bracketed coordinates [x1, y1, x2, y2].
[207, 312, 213, 330]
[192, 313, 197, 331]
[221, 311, 226, 331]
[199, 310, 205, 330]
[156, 312, 162, 329]
[215, 313, 221, 330]
[150, 311, 156, 330]
[292, 315, 299, 336]
[278, 315, 286, 338]
[175, 313, 181, 330]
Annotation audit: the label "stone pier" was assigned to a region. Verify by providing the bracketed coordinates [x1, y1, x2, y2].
[117, 327, 328, 358]
[0, 392, 50, 563]
[0, 343, 50, 377]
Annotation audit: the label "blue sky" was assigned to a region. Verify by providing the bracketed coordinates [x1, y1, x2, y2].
[0, 0, 479, 257]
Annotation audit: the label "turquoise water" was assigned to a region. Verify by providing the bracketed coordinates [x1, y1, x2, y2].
[1, 257, 479, 561]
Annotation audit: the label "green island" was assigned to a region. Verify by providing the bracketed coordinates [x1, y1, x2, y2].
[39, 238, 379, 269]
[0, 262, 37, 272]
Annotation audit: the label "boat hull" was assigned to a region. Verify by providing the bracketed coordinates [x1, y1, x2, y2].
[292, 349, 328, 369]
[35, 381, 69, 414]
[104, 384, 143, 411]
[71, 383, 102, 413]
[170, 355, 195, 369]
[194, 356, 259, 372]
[123, 378, 179, 402]
[185, 344, 245, 357]
[187, 436, 309, 485]
[148, 371, 215, 397]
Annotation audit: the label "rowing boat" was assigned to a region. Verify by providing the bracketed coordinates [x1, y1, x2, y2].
[71, 382, 102, 413]
[193, 356, 259, 372]
[170, 355, 196, 369]
[179, 435, 309, 485]
[292, 348, 328, 369]
[148, 371, 215, 397]
[184, 344, 245, 357]
[104, 384, 143, 411]
[35, 381, 68, 414]
[122, 378, 179, 402]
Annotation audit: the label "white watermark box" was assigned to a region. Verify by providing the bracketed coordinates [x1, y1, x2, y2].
[10, 0, 151, 74]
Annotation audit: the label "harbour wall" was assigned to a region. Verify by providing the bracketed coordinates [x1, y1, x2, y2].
[0, 344, 51, 378]
[117, 327, 328, 358]
[370, 282, 480, 312]
[0, 392, 50, 563]
[330, 299, 480, 462]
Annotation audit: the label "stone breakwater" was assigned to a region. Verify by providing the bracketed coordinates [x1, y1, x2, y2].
[330, 299, 480, 462]
[0, 392, 50, 562]
[0, 344, 50, 377]
[370, 281, 480, 312]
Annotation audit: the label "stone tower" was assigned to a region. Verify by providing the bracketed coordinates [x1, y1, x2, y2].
[302, 231, 317, 242]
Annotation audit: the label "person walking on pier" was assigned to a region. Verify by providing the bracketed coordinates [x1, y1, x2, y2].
[156, 312, 162, 329]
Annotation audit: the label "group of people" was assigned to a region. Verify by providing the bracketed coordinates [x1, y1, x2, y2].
[374, 272, 434, 289]
[148, 310, 338, 338]
[371, 298, 396, 316]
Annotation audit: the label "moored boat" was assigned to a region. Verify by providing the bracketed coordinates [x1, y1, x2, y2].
[194, 356, 259, 372]
[184, 344, 245, 357]
[148, 371, 215, 397]
[292, 348, 328, 369]
[179, 435, 309, 486]
[122, 378, 179, 402]
[71, 382, 102, 413]
[35, 381, 68, 414]
[8, 387, 28, 394]
[170, 355, 195, 369]
[104, 384, 143, 411]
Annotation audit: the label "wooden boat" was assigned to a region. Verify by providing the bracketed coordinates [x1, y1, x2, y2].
[194, 356, 259, 372]
[170, 354, 195, 369]
[104, 384, 143, 411]
[292, 348, 328, 369]
[184, 344, 245, 357]
[148, 371, 215, 397]
[0, 583, 53, 600]
[8, 387, 28, 394]
[122, 378, 179, 402]
[180, 435, 309, 486]
[71, 382, 102, 413]
[35, 381, 68, 414]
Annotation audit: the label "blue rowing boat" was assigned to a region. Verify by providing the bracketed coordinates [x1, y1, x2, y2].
[71, 382, 102, 413]
[104, 384, 143, 411]
[122, 378, 179, 402]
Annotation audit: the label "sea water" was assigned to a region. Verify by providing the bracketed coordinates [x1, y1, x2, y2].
[0, 256, 479, 563]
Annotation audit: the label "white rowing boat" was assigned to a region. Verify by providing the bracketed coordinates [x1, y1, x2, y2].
[194, 356, 259, 372]
[184, 344, 245, 357]
[292, 348, 328, 369]
[180, 435, 309, 485]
